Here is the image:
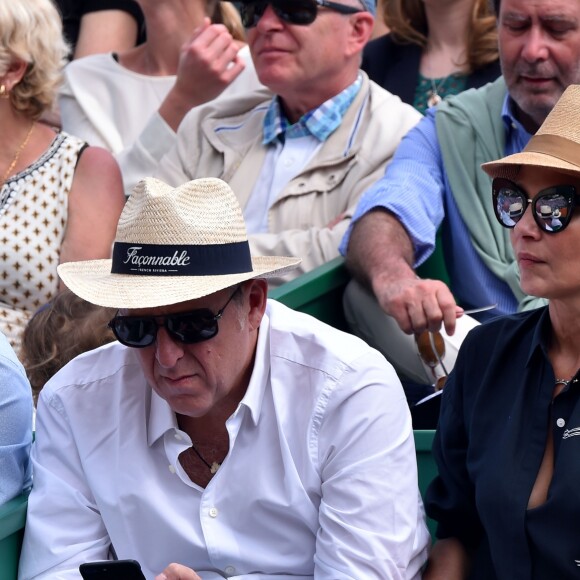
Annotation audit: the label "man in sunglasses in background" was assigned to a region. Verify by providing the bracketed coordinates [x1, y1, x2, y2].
[126, 0, 421, 284]
[340, 0, 580, 393]
[19, 177, 430, 579]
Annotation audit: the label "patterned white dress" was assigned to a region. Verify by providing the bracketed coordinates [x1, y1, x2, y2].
[0, 132, 86, 350]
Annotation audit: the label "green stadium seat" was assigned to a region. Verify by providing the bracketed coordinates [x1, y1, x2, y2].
[269, 256, 350, 331]
[414, 429, 438, 538]
[0, 492, 29, 580]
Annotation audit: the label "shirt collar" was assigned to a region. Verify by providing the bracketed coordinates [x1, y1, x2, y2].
[236, 305, 271, 426]
[262, 73, 363, 145]
[525, 306, 554, 369]
[148, 388, 178, 446]
[501, 94, 534, 144]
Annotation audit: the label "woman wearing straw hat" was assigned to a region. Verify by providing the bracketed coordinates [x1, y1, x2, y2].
[424, 84, 580, 579]
[19, 177, 430, 579]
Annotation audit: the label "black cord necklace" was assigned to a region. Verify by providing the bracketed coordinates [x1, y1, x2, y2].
[189, 443, 221, 474]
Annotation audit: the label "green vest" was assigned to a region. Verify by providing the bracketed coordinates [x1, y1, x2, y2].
[436, 76, 547, 311]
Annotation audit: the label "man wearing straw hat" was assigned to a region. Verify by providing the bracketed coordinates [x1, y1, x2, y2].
[339, 0, 580, 390]
[125, 0, 421, 283]
[19, 177, 430, 579]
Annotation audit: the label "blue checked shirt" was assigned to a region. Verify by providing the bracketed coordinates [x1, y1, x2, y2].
[262, 74, 363, 144]
[340, 94, 532, 321]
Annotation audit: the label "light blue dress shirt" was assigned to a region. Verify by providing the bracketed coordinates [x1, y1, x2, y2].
[340, 95, 532, 321]
[0, 331, 33, 505]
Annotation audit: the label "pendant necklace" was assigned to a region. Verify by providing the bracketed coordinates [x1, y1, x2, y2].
[424, 51, 453, 108]
[189, 442, 221, 474]
[2, 122, 34, 184]
[427, 78, 444, 108]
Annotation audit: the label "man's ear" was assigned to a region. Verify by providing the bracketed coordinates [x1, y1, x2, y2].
[245, 278, 268, 331]
[345, 13, 375, 58]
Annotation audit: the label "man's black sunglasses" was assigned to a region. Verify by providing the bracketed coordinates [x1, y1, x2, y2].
[108, 286, 241, 349]
[492, 178, 580, 234]
[234, 0, 364, 28]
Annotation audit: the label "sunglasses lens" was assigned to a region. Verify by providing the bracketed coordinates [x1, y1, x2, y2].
[273, 0, 317, 24]
[534, 189, 572, 232]
[111, 317, 157, 348]
[495, 184, 526, 228]
[240, 0, 317, 26]
[166, 310, 219, 344]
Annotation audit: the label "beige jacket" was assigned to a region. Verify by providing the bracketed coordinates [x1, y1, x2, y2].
[157, 73, 421, 284]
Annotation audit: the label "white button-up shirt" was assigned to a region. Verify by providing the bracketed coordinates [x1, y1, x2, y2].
[19, 300, 429, 580]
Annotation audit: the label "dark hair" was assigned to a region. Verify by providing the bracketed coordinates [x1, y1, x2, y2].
[20, 289, 116, 402]
[493, 0, 500, 15]
[384, 0, 499, 73]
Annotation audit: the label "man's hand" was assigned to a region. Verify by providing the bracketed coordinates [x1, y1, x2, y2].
[160, 18, 246, 130]
[156, 563, 202, 580]
[346, 209, 460, 335]
[176, 18, 245, 103]
[373, 276, 460, 336]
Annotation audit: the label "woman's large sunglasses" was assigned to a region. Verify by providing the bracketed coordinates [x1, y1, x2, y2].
[108, 286, 241, 348]
[492, 178, 580, 234]
[235, 0, 363, 28]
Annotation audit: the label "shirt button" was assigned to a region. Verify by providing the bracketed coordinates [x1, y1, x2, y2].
[557, 418, 566, 428]
[168, 464, 176, 474]
[225, 566, 235, 575]
[209, 507, 218, 518]
[284, 157, 294, 167]
[174, 433, 183, 441]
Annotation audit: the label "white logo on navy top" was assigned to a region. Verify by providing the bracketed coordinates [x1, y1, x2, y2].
[575, 559, 580, 567]
[562, 427, 580, 440]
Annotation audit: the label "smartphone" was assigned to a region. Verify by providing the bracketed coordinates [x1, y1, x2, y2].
[79, 559, 146, 580]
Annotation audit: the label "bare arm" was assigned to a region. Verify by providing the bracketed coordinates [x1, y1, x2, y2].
[74, 10, 139, 59]
[423, 538, 473, 580]
[159, 19, 246, 131]
[59, 147, 125, 288]
[346, 208, 459, 335]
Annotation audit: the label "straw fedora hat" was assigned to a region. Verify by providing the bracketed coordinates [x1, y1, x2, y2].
[482, 84, 580, 179]
[58, 177, 301, 309]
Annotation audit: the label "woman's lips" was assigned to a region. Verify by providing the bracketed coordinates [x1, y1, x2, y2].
[518, 252, 544, 267]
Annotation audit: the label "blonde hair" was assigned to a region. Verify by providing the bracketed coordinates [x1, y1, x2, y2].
[0, 0, 69, 119]
[20, 290, 116, 402]
[210, 1, 246, 42]
[383, 0, 498, 73]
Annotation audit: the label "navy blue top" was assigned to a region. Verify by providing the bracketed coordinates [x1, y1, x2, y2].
[425, 306, 580, 579]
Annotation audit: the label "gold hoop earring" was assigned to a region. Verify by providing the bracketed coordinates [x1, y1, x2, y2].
[0, 85, 9, 99]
